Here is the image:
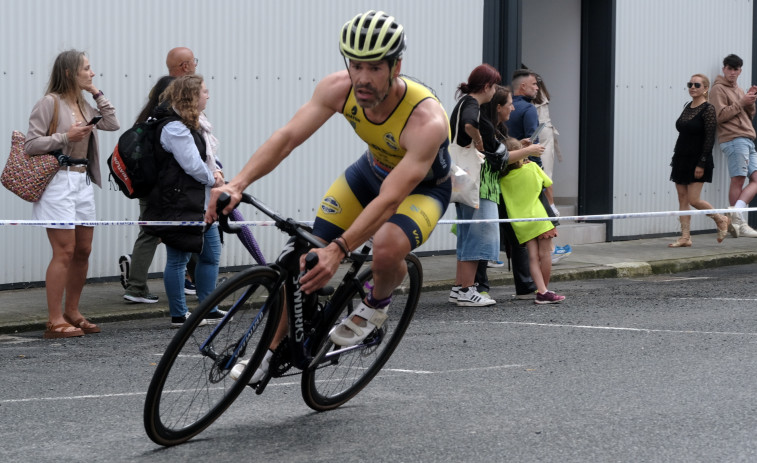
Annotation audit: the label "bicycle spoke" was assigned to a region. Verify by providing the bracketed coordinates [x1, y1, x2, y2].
[144, 267, 282, 446]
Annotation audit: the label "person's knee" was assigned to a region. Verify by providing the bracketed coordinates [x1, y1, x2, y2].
[371, 243, 406, 275]
[72, 244, 92, 261]
[731, 176, 746, 188]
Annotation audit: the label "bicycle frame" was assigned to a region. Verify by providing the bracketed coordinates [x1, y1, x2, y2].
[211, 192, 374, 377]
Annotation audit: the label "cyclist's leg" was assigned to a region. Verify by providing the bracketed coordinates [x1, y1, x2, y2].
[374, 186, 446, 298]
[370, 222, 411, 299]
[330, 189, 446, 345]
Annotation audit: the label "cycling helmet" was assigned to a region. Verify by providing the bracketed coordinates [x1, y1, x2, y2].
[339, 10, 405, 62]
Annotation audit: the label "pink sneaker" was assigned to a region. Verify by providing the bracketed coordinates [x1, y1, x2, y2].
[535, 290, 565, 305]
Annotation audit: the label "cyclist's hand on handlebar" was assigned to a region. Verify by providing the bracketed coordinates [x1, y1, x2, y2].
[205, 183, 242, 224]
[298, 245, 343, 295]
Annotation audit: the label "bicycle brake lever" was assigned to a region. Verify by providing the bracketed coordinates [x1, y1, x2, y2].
[305, 252, 318, 269]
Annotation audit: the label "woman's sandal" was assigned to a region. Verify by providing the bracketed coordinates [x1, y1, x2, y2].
[668, 238, 692, 248]
[43, 322, 84, 339]
[63, 314, 101, 334]
[716, 215, 730, 243]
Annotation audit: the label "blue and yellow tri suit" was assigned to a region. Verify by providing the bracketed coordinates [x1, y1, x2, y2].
[313, 77, 452, 249]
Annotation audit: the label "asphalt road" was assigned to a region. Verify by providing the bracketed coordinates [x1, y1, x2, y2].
[2, 264, 757, 462]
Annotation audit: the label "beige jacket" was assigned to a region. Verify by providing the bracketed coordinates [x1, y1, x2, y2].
[709, 75, 756, 143]
[25, 93, 120, 187]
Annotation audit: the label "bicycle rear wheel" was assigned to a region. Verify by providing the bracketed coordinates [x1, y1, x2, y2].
[144, 266, 283, 446]
[301, 253, 422, 411]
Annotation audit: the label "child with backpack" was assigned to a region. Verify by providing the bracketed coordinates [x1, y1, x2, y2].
[499, 139, 565, 305]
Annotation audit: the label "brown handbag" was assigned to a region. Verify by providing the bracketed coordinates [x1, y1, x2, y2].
[1, 96, 62, 202]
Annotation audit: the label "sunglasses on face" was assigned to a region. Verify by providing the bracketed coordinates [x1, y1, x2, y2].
[687, 82, 702, 89]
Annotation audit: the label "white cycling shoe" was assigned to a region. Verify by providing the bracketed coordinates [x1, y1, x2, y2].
[229, 349, 272, 384]
[330, 301, 388, 347]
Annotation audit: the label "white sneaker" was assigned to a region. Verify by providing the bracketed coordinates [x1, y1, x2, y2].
[456, 286, 496, 307]
[728, 208, 741, 238]
[739, 222, 757, 238]
[551, 244, 572, 264]
[230, 349, 272, 384]
[449, 286, 461, 303]
[479, 291, 497, 304]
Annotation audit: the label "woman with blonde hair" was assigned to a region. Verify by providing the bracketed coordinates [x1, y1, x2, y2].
[143, 75, 226, 326]
[668, 73, 729, 247]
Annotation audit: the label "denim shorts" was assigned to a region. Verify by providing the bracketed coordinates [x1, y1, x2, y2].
[455, 198, 500, 261]
[720, 137, 757, 178]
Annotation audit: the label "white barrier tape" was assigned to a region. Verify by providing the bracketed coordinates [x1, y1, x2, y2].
[2, 207, 757, 227]
[441, 206, 757, 224]
[0, 220, 278, 227]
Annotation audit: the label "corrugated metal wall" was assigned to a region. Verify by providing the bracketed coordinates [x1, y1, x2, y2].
[613, 0, 753, 237]
[0, 0, 484, 286]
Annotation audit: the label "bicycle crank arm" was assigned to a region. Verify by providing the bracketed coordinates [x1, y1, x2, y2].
[308, 341, 363, 369]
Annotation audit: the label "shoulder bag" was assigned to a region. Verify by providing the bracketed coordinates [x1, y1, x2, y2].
[448, 101, 485, 209]
[1, 96, 61, 202]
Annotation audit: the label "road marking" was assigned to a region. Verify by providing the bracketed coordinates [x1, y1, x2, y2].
[1, 391, 146, 404]
[672, 297, 757, 301]
[0, 365, 522, 404]
[629, 276, 711, 282]
[0, 335, 36, 345]
[462, 321, 757, 337]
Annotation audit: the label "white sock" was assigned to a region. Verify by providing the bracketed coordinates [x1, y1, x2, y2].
[735, 200, 747, 209]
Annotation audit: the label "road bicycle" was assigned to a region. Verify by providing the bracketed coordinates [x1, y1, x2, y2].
[143, 192, 423, 446]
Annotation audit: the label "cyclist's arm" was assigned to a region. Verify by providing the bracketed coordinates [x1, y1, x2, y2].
[206, 71, 351, 221]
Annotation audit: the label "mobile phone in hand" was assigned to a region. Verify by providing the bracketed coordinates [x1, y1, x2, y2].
[87, 115, 103, 125]
[529, 122, 547, 142]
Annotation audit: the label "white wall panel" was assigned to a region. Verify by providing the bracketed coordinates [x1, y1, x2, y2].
[522, 0, 582, 202]
[613, 0, 751, 237]
[0, 0, 483, 286]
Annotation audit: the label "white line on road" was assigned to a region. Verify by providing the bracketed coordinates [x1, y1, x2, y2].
[460, 321, 757, 336]
[0, 364, 521, 404]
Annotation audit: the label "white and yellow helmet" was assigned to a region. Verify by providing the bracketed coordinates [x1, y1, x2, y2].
[339, 10, 405, 62]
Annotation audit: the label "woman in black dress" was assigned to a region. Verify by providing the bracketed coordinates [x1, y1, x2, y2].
[669, 73, 729, 247]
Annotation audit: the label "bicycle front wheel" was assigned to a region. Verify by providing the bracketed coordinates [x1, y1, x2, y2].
[144, 266, 283, 446]
[301, 253, 422, 411]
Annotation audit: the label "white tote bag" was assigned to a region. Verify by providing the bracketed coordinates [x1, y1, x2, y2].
[449, 102, 485, 209]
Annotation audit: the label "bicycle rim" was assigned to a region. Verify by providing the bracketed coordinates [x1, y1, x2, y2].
[301, 254, 422, 411]
[144, 266, 282, 446]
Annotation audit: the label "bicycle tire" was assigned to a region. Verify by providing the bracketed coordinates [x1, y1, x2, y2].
[144, 266, 283, 446]
[301, 253, 422, 411]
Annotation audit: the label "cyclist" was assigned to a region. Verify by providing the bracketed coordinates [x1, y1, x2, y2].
[206, 10, 452, 382]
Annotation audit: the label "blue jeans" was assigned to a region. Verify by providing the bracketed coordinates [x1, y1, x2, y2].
[164, 224, 221, 318]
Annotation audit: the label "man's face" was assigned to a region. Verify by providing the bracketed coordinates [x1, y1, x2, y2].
[347, 60, 392, 109]
[723, 65, 742, 84]
[177, 52, 197, 76]
[522, 75, 539, 98]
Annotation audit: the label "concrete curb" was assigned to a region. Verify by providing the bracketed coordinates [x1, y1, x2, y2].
[3, 250, 757, 335]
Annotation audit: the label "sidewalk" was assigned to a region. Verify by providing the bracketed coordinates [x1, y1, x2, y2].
[2, 232, 756, 334]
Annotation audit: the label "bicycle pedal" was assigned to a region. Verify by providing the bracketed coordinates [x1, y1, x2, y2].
[253, 375, 272, 395]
